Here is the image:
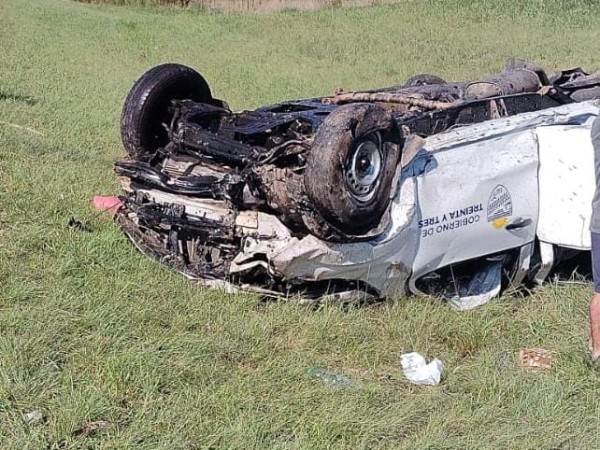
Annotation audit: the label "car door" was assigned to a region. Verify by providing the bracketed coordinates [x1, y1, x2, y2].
[408, 116, 540, 294]
[536, 114, 598, 250]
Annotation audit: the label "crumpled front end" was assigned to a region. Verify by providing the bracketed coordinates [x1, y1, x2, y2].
[114, 90, 413, 300]
[116, 187, 241, 281]
[115, 173, 418, 300]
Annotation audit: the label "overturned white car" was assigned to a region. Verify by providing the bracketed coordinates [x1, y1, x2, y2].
[114, 59, 600, 308]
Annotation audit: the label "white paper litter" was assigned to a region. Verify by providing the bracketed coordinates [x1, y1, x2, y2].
[400, 352, 444, 386]
[23, 410, 43, 425]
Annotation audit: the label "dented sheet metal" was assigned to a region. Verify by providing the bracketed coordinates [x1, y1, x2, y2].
[232, 177, 419, 298]
[410, 124, 539, 290]
[227, 101, 598, 301]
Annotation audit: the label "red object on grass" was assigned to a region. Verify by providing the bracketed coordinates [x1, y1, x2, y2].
[93, 196, 122, 215]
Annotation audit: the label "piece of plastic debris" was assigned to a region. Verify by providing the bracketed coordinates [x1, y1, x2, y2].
[518, 348, 555, 371]
[307, 367, 357, 388]
[72, 420, 109, 437]
[68, 217, 93, 233]
[400, 352, 444, 386]
[92, 195, 122, 216]
[23, 410, 44, 425]
[447, 259, 503, 311]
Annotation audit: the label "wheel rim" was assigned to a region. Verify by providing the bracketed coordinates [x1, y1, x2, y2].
[345, 132, 383, 202]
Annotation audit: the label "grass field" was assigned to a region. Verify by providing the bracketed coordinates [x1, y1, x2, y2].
[2, 0, 600, 448]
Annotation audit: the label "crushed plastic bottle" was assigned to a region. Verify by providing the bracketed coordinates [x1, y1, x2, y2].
[23, 410, 44, 425]
[307, 368, 357, 388]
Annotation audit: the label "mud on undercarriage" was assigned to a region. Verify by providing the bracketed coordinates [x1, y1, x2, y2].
[114, 59, 600, 300]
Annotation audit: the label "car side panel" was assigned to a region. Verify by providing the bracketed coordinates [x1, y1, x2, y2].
[409, 128, 540, 286]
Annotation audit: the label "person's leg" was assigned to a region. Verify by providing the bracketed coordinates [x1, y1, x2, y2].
[590, 114, 600, 359]
[590, 299, 600, 359]
[591, 232, 600, 359]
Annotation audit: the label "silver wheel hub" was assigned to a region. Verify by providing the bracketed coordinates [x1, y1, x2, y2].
[345, 132, 383, 202]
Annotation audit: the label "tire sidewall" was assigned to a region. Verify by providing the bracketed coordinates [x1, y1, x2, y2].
[120, 64, 212, 159]
[305, 103, 402, 235]
[404, 73, 446, 87]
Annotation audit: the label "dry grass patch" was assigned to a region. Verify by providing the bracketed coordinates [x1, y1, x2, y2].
[74, 0, 403, 12]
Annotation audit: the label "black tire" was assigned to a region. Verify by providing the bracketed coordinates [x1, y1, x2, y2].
[404, 73, 446, 87]
[304, 103, 402, 236]
[121, 63, 213, 159]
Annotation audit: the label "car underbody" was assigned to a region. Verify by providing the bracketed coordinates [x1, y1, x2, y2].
[114, 59, 600, 306]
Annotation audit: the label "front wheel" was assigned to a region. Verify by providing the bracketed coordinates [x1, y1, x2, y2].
[304, 103, 402, 237]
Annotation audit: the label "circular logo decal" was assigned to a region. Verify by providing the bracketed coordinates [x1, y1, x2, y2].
[487, 185, 512, 229]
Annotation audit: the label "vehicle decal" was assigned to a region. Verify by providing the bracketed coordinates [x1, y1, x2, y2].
[419, 203, 483, 238]
[487, 184, 513, 229]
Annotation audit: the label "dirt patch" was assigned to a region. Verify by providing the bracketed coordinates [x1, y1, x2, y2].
[199, 0, 399, 12]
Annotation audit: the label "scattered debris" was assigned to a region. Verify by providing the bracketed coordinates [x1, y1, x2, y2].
[446, 258, 503, 311]
[23, 410, 44, 425]
[68, 217, 92, 233]
[400, 352, 444, 386]
[72, 420, 109, 437]
[92, 195, 123, 216]
[518, 348, 555, 371]
[307, 367, 358, 388]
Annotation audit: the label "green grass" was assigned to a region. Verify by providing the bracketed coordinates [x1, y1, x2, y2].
[2, 0, 600, 448]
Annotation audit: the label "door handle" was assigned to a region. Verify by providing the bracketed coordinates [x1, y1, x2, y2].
[505, 217, 532, 230]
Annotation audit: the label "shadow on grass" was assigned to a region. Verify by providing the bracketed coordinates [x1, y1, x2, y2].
[0, 89, 37, 105]
[255, 283, 393, 312]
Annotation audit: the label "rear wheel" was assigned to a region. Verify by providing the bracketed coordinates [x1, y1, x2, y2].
[404, 74, 446, 87]
[304, 103, 402, 237]
[120, 63, 213, 159]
